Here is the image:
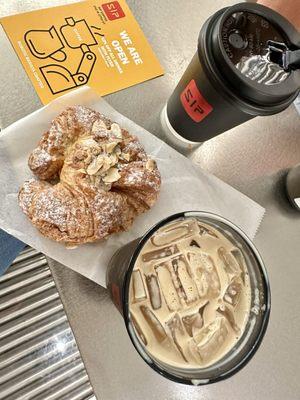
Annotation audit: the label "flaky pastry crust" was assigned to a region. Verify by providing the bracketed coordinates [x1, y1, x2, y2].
[19, 106, 161, 245]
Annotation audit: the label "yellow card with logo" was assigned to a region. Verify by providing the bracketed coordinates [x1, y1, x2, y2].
[1, 0, 164, 104]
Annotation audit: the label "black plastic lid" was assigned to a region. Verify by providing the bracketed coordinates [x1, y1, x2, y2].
[201, 3, 300, 111]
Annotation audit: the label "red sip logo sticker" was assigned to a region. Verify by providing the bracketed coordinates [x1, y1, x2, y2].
[102, 1, 125, 20]
[180, 79, 213, 122]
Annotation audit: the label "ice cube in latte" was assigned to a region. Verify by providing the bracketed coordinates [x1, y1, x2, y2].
[129, 217, 251, 369]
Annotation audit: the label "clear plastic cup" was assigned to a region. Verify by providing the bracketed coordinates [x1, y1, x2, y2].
[106, 211, 270, 385]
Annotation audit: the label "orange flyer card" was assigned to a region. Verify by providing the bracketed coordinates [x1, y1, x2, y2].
[0, 0, 164, 104]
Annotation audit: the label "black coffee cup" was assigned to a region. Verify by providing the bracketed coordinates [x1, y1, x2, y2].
[162, 2, 300, 147]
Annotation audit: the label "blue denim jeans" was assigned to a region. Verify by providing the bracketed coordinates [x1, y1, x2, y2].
[0, 229, 26, 276]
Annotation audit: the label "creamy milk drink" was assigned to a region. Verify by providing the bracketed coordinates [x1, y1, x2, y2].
[106, 212, 270, 384]
[128, 218, 251, 368]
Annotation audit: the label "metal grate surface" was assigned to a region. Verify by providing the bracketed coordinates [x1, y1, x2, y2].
[0, 247, 97, 400]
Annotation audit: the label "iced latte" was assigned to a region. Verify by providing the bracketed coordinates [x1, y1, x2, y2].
[107, 212, 270, 384]
[129, 217, 251, 368]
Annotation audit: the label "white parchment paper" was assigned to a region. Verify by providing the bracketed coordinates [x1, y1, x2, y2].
[0, 87, 265, 287]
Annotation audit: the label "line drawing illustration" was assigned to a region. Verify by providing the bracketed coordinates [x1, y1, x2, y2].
[40, 44, 96, 94]
[25, 26, 66, 62]
[24, 17, 105, 94]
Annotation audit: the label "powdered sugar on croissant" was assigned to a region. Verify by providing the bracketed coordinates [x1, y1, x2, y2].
[19, 106, 161, 245]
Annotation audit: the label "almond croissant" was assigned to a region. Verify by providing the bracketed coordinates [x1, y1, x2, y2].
[18, 106, 161, 245]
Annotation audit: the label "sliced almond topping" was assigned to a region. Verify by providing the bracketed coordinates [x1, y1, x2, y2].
[78, 136, 98, 147]
[87, 155, 104, 175]
[105, 141, 118, 153]
[100, 157, 112, 173]
[99, 181, 112, 192]
[121, 153, 130, 161]
[103, 167, 121, 183]
[95, 157, 112, 176]
[110, 123, 122, 139]
[92, 119, 107, 133]
[146, 159, 156, 171]
[109, 153, 118, 165]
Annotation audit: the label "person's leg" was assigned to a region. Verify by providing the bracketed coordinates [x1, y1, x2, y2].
[0, 230, 25, 275]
